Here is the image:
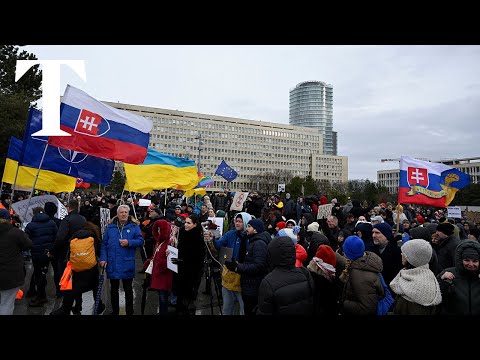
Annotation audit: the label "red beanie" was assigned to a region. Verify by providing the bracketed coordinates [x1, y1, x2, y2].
[315, 245, 336, 267]
[319, 196, 328, 205]
[276, 221, 286, 230]
[416, 214, 425, 224]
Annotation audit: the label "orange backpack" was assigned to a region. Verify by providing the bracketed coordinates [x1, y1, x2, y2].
[70, 237, 97, 271]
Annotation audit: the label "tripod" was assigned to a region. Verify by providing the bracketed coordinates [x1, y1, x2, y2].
[203, 241, 223, 315]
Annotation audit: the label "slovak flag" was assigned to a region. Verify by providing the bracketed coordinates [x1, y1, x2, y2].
[48, 85, 153, 164]
[398, 156, 470, 207]
[75, 178, 91, 189]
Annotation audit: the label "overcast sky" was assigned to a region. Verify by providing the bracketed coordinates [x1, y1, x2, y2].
[24, 45, 480, 181]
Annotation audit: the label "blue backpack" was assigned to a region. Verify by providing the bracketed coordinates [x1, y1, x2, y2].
[377, 273, 394, 315]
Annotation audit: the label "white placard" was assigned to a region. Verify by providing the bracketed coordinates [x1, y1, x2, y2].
[100, 208, 111, 236]
[317, 204, 333, 220]
[12, 195, 67, 224]
[447, 206, 462, 219]
[278, 184, 285, 192]
[167, 245, 178, 273]
[138, 199, 151, 207]
[230, 192, 249, 211]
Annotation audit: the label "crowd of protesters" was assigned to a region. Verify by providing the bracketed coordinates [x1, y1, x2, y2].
[1, 187, 479, 315]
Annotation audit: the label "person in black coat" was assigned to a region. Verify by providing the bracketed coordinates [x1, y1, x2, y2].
[372, 222, 402, 290]
[225, 219, 268, 315]
[257, 236, 314, 315]
[24, 207, 58, 306]
[171, 214, 205, 315]
[0, 210, 32, 315]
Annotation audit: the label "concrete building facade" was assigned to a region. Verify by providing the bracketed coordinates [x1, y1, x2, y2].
[107, 101, 348, 192]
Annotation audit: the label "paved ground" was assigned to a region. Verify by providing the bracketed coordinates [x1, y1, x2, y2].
[13, 250, 224, 316]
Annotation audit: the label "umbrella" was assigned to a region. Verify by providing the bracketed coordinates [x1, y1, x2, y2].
[141, 273, 151, 315]
[93, 266, 106, 315]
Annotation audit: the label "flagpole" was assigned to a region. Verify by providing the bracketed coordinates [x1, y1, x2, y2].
[164, 188, 168, 216]
[130, 191, 137, 220]
[8, 160, 21, 211]
[23, 143, 49, 222]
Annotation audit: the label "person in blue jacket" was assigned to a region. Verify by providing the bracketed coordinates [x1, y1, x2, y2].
[100, 205, 144, 315]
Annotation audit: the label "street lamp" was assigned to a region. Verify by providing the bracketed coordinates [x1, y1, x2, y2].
[195, 133, 203, 171]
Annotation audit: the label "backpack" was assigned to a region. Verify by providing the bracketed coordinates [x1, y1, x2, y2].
[377, 273, 394, 315]
[70, 237, 97, 271]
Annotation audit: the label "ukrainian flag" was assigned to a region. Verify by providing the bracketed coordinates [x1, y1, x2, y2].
[2, 137, 76, 193]
[124, 148, 198, 193]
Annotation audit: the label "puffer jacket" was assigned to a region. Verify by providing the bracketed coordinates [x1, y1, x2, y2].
[24, 213, 58, 255]
[100, 217, 144, 279]
[437, 240, 480, 315]
[237, 233, 268, 297]
[257, 236, 314, 315]
[341, 251, 384, 315]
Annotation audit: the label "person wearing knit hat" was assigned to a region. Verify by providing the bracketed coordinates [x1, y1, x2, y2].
[228, 217, 269, 315]
[343, 235, 365, 260]
[401, 239, 433, 268]
[307, 244, 339, 315]
[286, 219, 296, 228]
[373, 222, 394, 241]
[372, 222, 403, 288]
[277, 228, 306, 267]
[0, 208, 11, 220]
[438, 240, 480, 315]
[275, 221, 286, 233]
[436, 222, 455, 237]
[389, 239, 442, 315]
[247, 219, 264, 234]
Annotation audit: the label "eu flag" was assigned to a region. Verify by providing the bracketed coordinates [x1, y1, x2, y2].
[21, 108, 115, 185]
[215, 160, 238, 182]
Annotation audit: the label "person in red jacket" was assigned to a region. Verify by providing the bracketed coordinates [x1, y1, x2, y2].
[144, 219, 173, 315]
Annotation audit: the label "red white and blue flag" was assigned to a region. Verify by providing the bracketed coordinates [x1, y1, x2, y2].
[398, 156, 470, 207]
[48, 85, 152, 164]
[75, 178, 90, 189]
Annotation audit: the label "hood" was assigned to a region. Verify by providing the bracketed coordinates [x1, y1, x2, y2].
[32, 213, 51, 223]
[256, 231, 272, 245]
[235, 212, 252, 232]
[454, 240, 480, 274]
[350, 251, 383, 273]
[268, 236, 296, 268]
[72, 228, 95, 240]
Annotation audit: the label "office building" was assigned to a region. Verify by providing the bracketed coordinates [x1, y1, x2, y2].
[289, 81, 336, 155]
[107, 101, 348, 192]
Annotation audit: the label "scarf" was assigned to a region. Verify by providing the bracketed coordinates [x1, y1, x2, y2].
[389, 264, 442, 306]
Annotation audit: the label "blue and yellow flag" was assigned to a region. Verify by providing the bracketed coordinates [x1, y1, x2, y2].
[124, 148, 198, 193]
[2, 137, 76, 193]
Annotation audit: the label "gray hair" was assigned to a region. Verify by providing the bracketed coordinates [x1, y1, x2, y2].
[117, 204, 130, 214]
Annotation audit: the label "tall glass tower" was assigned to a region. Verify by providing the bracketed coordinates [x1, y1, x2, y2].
[289, 81, 335, 155]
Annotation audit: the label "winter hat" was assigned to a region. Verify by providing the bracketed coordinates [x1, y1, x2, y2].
[276, 221, 286, 230]
[307, 222, 320, 232]
[286, 219, 297, 227]
[278, 228, 297, 244]
[461, 247, 479, 261]
[436, 222, 454, 236]
[409, 226, 431, 242]
[315, 245, 336, 267]
[373, 222, 393, 240]
[175, 205, 182, 209]
[331, 198, 338, 205]
[319, 196, 328, 205]
[401, 239, 432, 267]
[292, 225, 301, 236]
[370, 215, 384, 224]
[0, 208, 11, 220]
[286, 193, 291, 199]
[248, 219, 264, 234]
[216, 210, 226, 217]
[343, 235, 365, 260]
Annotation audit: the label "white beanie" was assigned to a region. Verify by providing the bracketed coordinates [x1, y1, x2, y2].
[307, 222, 320, 233]
[401, 239, 432, 268]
